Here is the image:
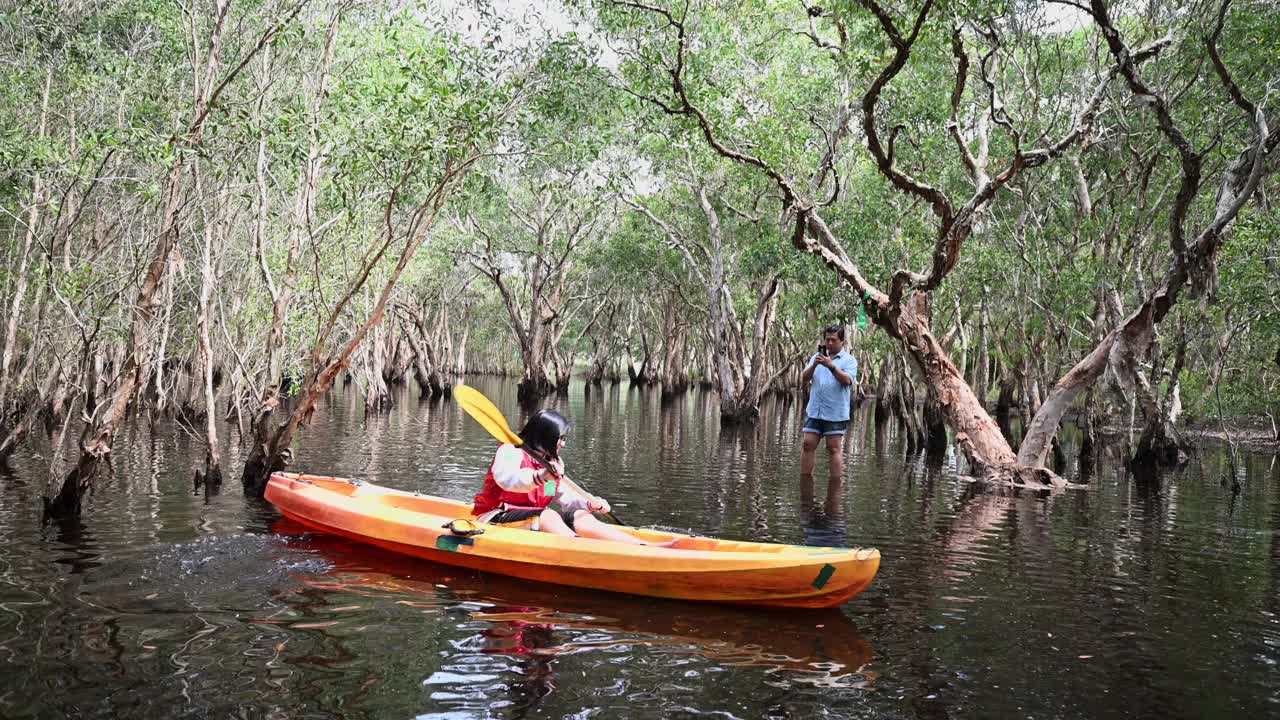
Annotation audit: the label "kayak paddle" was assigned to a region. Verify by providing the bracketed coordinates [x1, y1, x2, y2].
[454, 384, 623, 525]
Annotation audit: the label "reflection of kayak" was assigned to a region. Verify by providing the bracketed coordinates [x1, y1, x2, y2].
[279, 524, 874, 677]
[266, 472, 880, 608]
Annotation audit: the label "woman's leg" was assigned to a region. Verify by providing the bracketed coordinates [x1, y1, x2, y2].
[537, 508, 577, 537]
[572, 512, 644, 544]
[573, 512, 680, 546]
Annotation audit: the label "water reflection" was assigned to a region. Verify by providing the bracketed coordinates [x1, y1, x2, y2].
[2, 379, 1278, 719]
[799, 472, 846, 549]
[281, 525, 875, 691]
[45, 515, 104, 574]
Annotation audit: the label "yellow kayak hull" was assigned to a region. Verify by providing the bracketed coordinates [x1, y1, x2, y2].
[265, 472, 880, 608]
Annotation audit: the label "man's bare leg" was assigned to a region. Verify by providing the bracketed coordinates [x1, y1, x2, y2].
[800, 430, 821, 478]
[825, 433, 845, 484]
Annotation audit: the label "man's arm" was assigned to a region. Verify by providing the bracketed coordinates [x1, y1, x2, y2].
[801, 354, 820, 382]
[829, 356, 854, 386]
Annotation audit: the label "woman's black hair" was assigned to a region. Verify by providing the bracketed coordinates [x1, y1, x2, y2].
[519, 409, 571, 461]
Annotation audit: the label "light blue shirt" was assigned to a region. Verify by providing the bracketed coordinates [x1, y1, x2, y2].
[805, 351, 858, 422]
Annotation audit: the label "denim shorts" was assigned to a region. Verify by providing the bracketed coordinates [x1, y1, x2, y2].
[803, 417, 849, 436]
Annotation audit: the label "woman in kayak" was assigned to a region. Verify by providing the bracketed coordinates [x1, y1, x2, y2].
[472, 409, 666, 545]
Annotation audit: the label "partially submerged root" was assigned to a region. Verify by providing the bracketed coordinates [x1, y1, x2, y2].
[975, 463, 1076, 491]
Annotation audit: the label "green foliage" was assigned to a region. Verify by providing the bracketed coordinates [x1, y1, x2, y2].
[1, 0, 1276, 434]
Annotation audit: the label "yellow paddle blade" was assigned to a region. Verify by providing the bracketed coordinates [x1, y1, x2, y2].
[455, 385, 522, 446]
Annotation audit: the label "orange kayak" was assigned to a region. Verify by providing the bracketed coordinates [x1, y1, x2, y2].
[265, 472, 880, 608]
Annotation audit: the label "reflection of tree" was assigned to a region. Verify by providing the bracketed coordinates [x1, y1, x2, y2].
[707, 422, 767, 538]
[737, 424, 769, 540]
[656, 388, 682, 482]
[362, 411, 386, 486]
[50, 515, 103, 574]
[847, 403, 871, 458]
[1269, 457, 1280, 669]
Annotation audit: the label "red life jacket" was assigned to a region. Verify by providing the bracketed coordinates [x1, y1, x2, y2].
[471, 446, 555, 515]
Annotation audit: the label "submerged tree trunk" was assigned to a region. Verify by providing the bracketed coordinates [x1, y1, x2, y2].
[658, 293, 689, 398]
[47, 0, 304, 515]
[871, 356, 892, 427]
[242, 144, 480, 496]
[0, 363, 64, 464]
[397, 305, 439, 400]
[627, 330, 653, 386]
[722, 274, 784, 424]
[1076, 390, 1101, 483]
[1130, 330, 1190, 473]
[194, 185, 223, 493]
[995, 368, 1019, 448]
[923, 394, 948, 460]
[46, 154, 188, 516]
[890, 292, 1019, 470]
[454, 304, 471, 376]
[363, 322, 392, 413]
[585, 312, 616, 386]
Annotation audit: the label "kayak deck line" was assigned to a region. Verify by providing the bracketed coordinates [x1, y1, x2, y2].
[265, 472, 880, 608]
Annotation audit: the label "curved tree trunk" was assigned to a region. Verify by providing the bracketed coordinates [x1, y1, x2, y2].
[397, 307, 435, 400]
[46, 150, 189, 517]
[658, 293, 689, 399]
[627, 331, 653, 386]
[363, 322, 392, 413]
[721, 274, 784, 424]
[246, 10, 341, 462]
[873, 356, 894, 427]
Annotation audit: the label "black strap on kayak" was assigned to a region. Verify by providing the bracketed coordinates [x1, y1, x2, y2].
[442, 519, 485, 537]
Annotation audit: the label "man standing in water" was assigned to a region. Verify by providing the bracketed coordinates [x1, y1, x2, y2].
[800, 325, 858, 488]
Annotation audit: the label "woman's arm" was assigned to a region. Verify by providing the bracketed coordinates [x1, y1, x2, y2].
[555, 481, 591, 512]
[491, 443, 541, 492]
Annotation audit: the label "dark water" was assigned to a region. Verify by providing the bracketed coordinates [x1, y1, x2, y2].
[1, 377, 1278, 719]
